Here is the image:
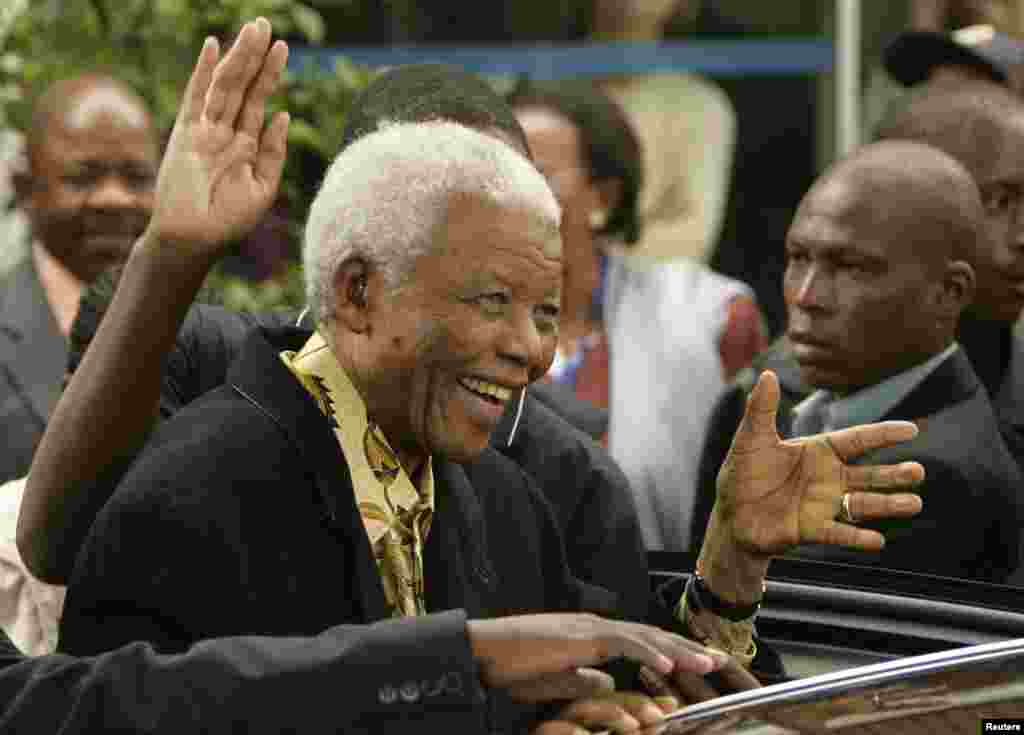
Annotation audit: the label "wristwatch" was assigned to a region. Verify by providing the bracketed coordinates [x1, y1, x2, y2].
[685, 570, 764, 622]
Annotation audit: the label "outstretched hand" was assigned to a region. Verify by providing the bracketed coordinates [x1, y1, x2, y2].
[467, 613, 732, 699]
[714, 370, 925, 556]
[146, 17, 289, 255]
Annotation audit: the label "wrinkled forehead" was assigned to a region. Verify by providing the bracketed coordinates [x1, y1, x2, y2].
[791, 172, 957, 268]
[62, 84, 150, 133]
[35, 89, 157, 168]
[791, 176, 908, 252]
[795, 175, 891, 232]
[442, 190, 562, 260]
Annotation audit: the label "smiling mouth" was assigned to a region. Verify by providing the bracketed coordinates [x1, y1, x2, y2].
[457, 376, 513, 405]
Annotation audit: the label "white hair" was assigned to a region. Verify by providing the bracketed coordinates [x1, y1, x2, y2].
[303, 120, 561, 326]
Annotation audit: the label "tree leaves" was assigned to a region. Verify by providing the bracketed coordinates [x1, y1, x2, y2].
[0, 0, 372, 307]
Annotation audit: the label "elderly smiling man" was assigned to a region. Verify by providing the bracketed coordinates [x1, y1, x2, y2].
[58, 21, 926, 734]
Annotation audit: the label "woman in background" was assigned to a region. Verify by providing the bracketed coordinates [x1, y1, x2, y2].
[507, 80, 766, 551]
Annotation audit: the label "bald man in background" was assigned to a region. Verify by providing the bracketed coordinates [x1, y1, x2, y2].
[697, 141, 1023, 582]
[0, 74, 157, 484]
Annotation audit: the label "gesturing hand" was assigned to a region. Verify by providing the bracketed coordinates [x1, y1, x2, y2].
[715, 371, 925, 556]
[538, 691, 679, 735]
[147, 17, 289, 254]
[467, 613, 731, 697]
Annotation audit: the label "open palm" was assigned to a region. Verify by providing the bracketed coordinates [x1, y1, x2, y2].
[148, 18, 289, 252]
[715, 371, 925, 556]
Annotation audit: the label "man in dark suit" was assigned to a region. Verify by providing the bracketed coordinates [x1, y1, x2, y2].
[696, 80, 1024, 551]
[16, 64, 638, 630]
[695, 140, 1022, 582]
[0, 261, 66, 484]
[0, 73, 157, 483]
[55, 20, 927, 733]
[5, 611, 717, 733]
[872, 81, 1024, 471]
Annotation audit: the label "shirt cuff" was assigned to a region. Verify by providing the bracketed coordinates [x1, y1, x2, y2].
[675, 585, 758, 669]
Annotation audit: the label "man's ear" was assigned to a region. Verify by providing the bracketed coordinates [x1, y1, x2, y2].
[941, 259, 976, 316]
[331, 258, 376, 335]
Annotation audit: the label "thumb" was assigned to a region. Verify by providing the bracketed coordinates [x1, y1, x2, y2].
[734, 370, 781, 446]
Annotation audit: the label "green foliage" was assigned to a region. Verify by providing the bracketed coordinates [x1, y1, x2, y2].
[269, 57, 375, 237]
[0, 0, 373, 309]
[200, 261, 308, 312]
[2, 0, 318, 131]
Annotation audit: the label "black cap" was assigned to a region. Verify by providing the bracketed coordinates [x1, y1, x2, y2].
[884, 25, 1024, 87]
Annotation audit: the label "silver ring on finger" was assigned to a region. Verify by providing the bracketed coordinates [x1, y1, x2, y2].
[836, 493, 858, 524]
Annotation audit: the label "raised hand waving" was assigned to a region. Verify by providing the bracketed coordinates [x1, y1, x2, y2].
[713, 370, 925, 558]
[147, 17, 289, 253]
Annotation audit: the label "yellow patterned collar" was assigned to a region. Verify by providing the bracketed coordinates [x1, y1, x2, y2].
[279, 332, 435, 548]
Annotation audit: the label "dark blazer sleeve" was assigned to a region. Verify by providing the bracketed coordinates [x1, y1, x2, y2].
[4, 613, 488, 734]
[998, 419, 1024, 476]
[560, 444, 649, 621]
[165, 306, 300, 416]
[503, 397, 649, 621]
[59, 395, 315, 655]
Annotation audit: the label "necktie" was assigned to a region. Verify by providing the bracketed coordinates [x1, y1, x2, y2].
[791, 391, 833, 437]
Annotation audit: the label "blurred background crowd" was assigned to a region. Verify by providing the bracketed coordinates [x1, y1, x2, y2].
[2, 0, 1024, 660]
[5, 0, 1014, 321]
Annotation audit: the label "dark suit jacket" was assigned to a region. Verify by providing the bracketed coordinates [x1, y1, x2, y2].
[3, 612, 488, 733]
[694, 346, 1023, 582]
[165, 305, 641, 610]
[61, 326, 676, 731]
[493, 390, 647, 619]
[993, 320, 1024, 473]
[0, 259, 65, 484]
[523, 380, 608, 440]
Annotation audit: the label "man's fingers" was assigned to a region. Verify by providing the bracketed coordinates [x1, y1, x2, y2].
[827, 420, 918, 462]
[559, 693, 669, 734]
[638, 665, 683, 700]
[238, 39, 289, 142]
[222, 17, 273, 127]
[841, 490, 923, 520]
[204, 21, 254, 122]
[704, 663, 761, 696]
[645, 656, 758, 706]
[669, 671, 720, 703]
[608, 693, 668, 726]
[507, 667, 616, 703]
[601, 625, 728, 678]
[254, 111, 289, 187]
[561, 699, 640, 734]
[653, 632, 731, 677]
[814, 519, 887, 551]
[844, 462, 924, 493]
[735, 371, 781, 447]
[205, 18, 272, 126]
[183, 37, 219, 125]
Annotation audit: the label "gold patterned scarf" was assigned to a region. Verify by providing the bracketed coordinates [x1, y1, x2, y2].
[280, 332, 434, 617]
